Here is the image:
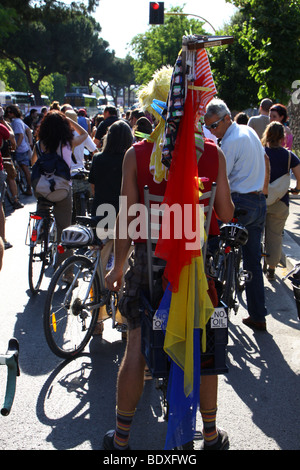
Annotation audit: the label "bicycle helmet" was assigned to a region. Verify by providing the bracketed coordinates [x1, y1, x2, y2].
[61, 225, 94, 247]
[220, 223, 248, 246]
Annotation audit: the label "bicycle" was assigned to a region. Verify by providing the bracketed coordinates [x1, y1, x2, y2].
[26, 197, 57, 294]
[0, 338, 20, 416]
[207, 210, 251, 314]
[283, 262, 300, 320]
[71, 168, 91, 223]
[43, 216, 123, 359]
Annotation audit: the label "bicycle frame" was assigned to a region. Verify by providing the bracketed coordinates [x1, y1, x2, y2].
[63, 245, 120, 329]
[26, 202, 57, 294]
[208, 219, 251, 314]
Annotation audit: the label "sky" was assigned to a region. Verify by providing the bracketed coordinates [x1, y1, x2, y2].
[93, 0, 238, 58]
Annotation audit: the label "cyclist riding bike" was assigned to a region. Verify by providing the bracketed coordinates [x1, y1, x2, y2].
[31, 110, 88, 273]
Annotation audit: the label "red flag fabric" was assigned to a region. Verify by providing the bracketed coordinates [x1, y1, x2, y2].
[155, 90, 200, 292]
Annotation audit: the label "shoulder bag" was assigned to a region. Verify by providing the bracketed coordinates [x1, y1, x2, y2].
[267, 151, 291, 206]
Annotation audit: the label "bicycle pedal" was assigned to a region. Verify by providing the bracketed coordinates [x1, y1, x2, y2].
[241, 270, 252, 282]
[115, 323, 127, 333]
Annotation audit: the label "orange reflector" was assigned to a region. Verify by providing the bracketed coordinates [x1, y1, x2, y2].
[57, 244, 65, 254]
[30, 215, 43, 220]
[52, 313, 57, 332]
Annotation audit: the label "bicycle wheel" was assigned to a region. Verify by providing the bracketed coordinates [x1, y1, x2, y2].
[28, 220, 48, 294]
[43, 255, 100, 359]
[17, 165, 28, 195]
[235, 248, 245, 292]
[221, 251, 235, 310]
[46, 218, 57, 268]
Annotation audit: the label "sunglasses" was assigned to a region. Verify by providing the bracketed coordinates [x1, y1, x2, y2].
[204, 116, 226, 130]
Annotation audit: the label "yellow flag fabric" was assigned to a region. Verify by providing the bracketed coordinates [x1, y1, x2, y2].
[163, 255, 214, 397]
[148, 120, 169, 183]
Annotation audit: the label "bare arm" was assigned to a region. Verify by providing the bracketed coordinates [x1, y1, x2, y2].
[25, 125, 33, 147]
[31, 146, 38, 165]
[105, 146, 138, 291]
[0, 118, 16, 150]
[66, 117, 88, 148]
[262, 153, 270, 195]
[214, 147, 235, 222]
[291, 163, 300, 192]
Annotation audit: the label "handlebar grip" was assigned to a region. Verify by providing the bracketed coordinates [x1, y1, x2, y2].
[1, 338, 20, 417]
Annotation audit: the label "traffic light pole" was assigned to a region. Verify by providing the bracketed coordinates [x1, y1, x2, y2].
[164, 12, 217, 34]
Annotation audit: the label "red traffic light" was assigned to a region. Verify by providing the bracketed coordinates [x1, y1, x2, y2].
[149, 2, 164, 24]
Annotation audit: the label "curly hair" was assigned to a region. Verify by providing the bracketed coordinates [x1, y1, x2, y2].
[37, 110, 74, 153]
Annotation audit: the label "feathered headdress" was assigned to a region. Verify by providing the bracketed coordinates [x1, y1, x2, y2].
[138, 66, 173, 182]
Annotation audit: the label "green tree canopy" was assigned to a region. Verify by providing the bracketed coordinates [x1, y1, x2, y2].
[227, 0, 300, 103]
[0, 1, 113, 103]
[209, 11, 259, 111]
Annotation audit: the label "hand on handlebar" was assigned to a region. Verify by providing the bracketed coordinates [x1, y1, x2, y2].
[289, 187, 300, 194]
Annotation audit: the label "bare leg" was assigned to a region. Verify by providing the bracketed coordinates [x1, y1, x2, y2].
[116, 327, 146, 411]
[200, 374, 218, 410]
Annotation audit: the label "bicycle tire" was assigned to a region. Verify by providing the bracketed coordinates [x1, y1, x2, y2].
[221, 251, 235, 309]
[80, 193, 88, 216]
[43, 254, 100, 359]
[46, 218, 57, 268]
[17, 166, 28, 195]
[28, 221, 48, 294]
[235, 247, 246, 292]
[72, 192, 87, 223]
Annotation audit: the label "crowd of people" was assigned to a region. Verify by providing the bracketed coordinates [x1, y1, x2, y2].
[0, 90, 299, 451]
[0, 99, 152, 257]
[233, 99, 300, 282]
[102, 95, 300, 451]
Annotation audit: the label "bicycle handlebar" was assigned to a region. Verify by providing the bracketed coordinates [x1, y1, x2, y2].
[0, 338, 20, 416]
[283, 262, 300, 281]
[289, 188, 300, 194]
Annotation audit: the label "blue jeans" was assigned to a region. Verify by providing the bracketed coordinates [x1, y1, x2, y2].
[231, 192, 267, 322]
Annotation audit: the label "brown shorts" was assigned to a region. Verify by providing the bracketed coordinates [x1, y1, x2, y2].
[119, 243, 166, 330]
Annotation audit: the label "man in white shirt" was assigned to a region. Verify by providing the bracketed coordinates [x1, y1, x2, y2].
[204, 98, 268, 331]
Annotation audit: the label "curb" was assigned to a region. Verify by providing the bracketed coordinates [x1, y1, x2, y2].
[281, 230, 300, 272]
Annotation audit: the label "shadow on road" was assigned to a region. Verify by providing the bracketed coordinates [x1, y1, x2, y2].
[35, 336, 167, 450]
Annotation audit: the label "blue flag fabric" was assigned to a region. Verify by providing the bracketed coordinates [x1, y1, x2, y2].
[156, 284, 201, 450]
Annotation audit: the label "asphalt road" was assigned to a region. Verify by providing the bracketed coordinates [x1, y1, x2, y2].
[0, 194, 299, 451]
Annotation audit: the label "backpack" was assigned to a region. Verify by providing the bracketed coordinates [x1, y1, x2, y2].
[31, 141, 72, 202]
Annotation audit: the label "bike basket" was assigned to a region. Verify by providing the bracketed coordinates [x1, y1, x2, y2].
[220, 223, 248, 246]
[61, 225, 94, 247]
[140, 292, 229, 378]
